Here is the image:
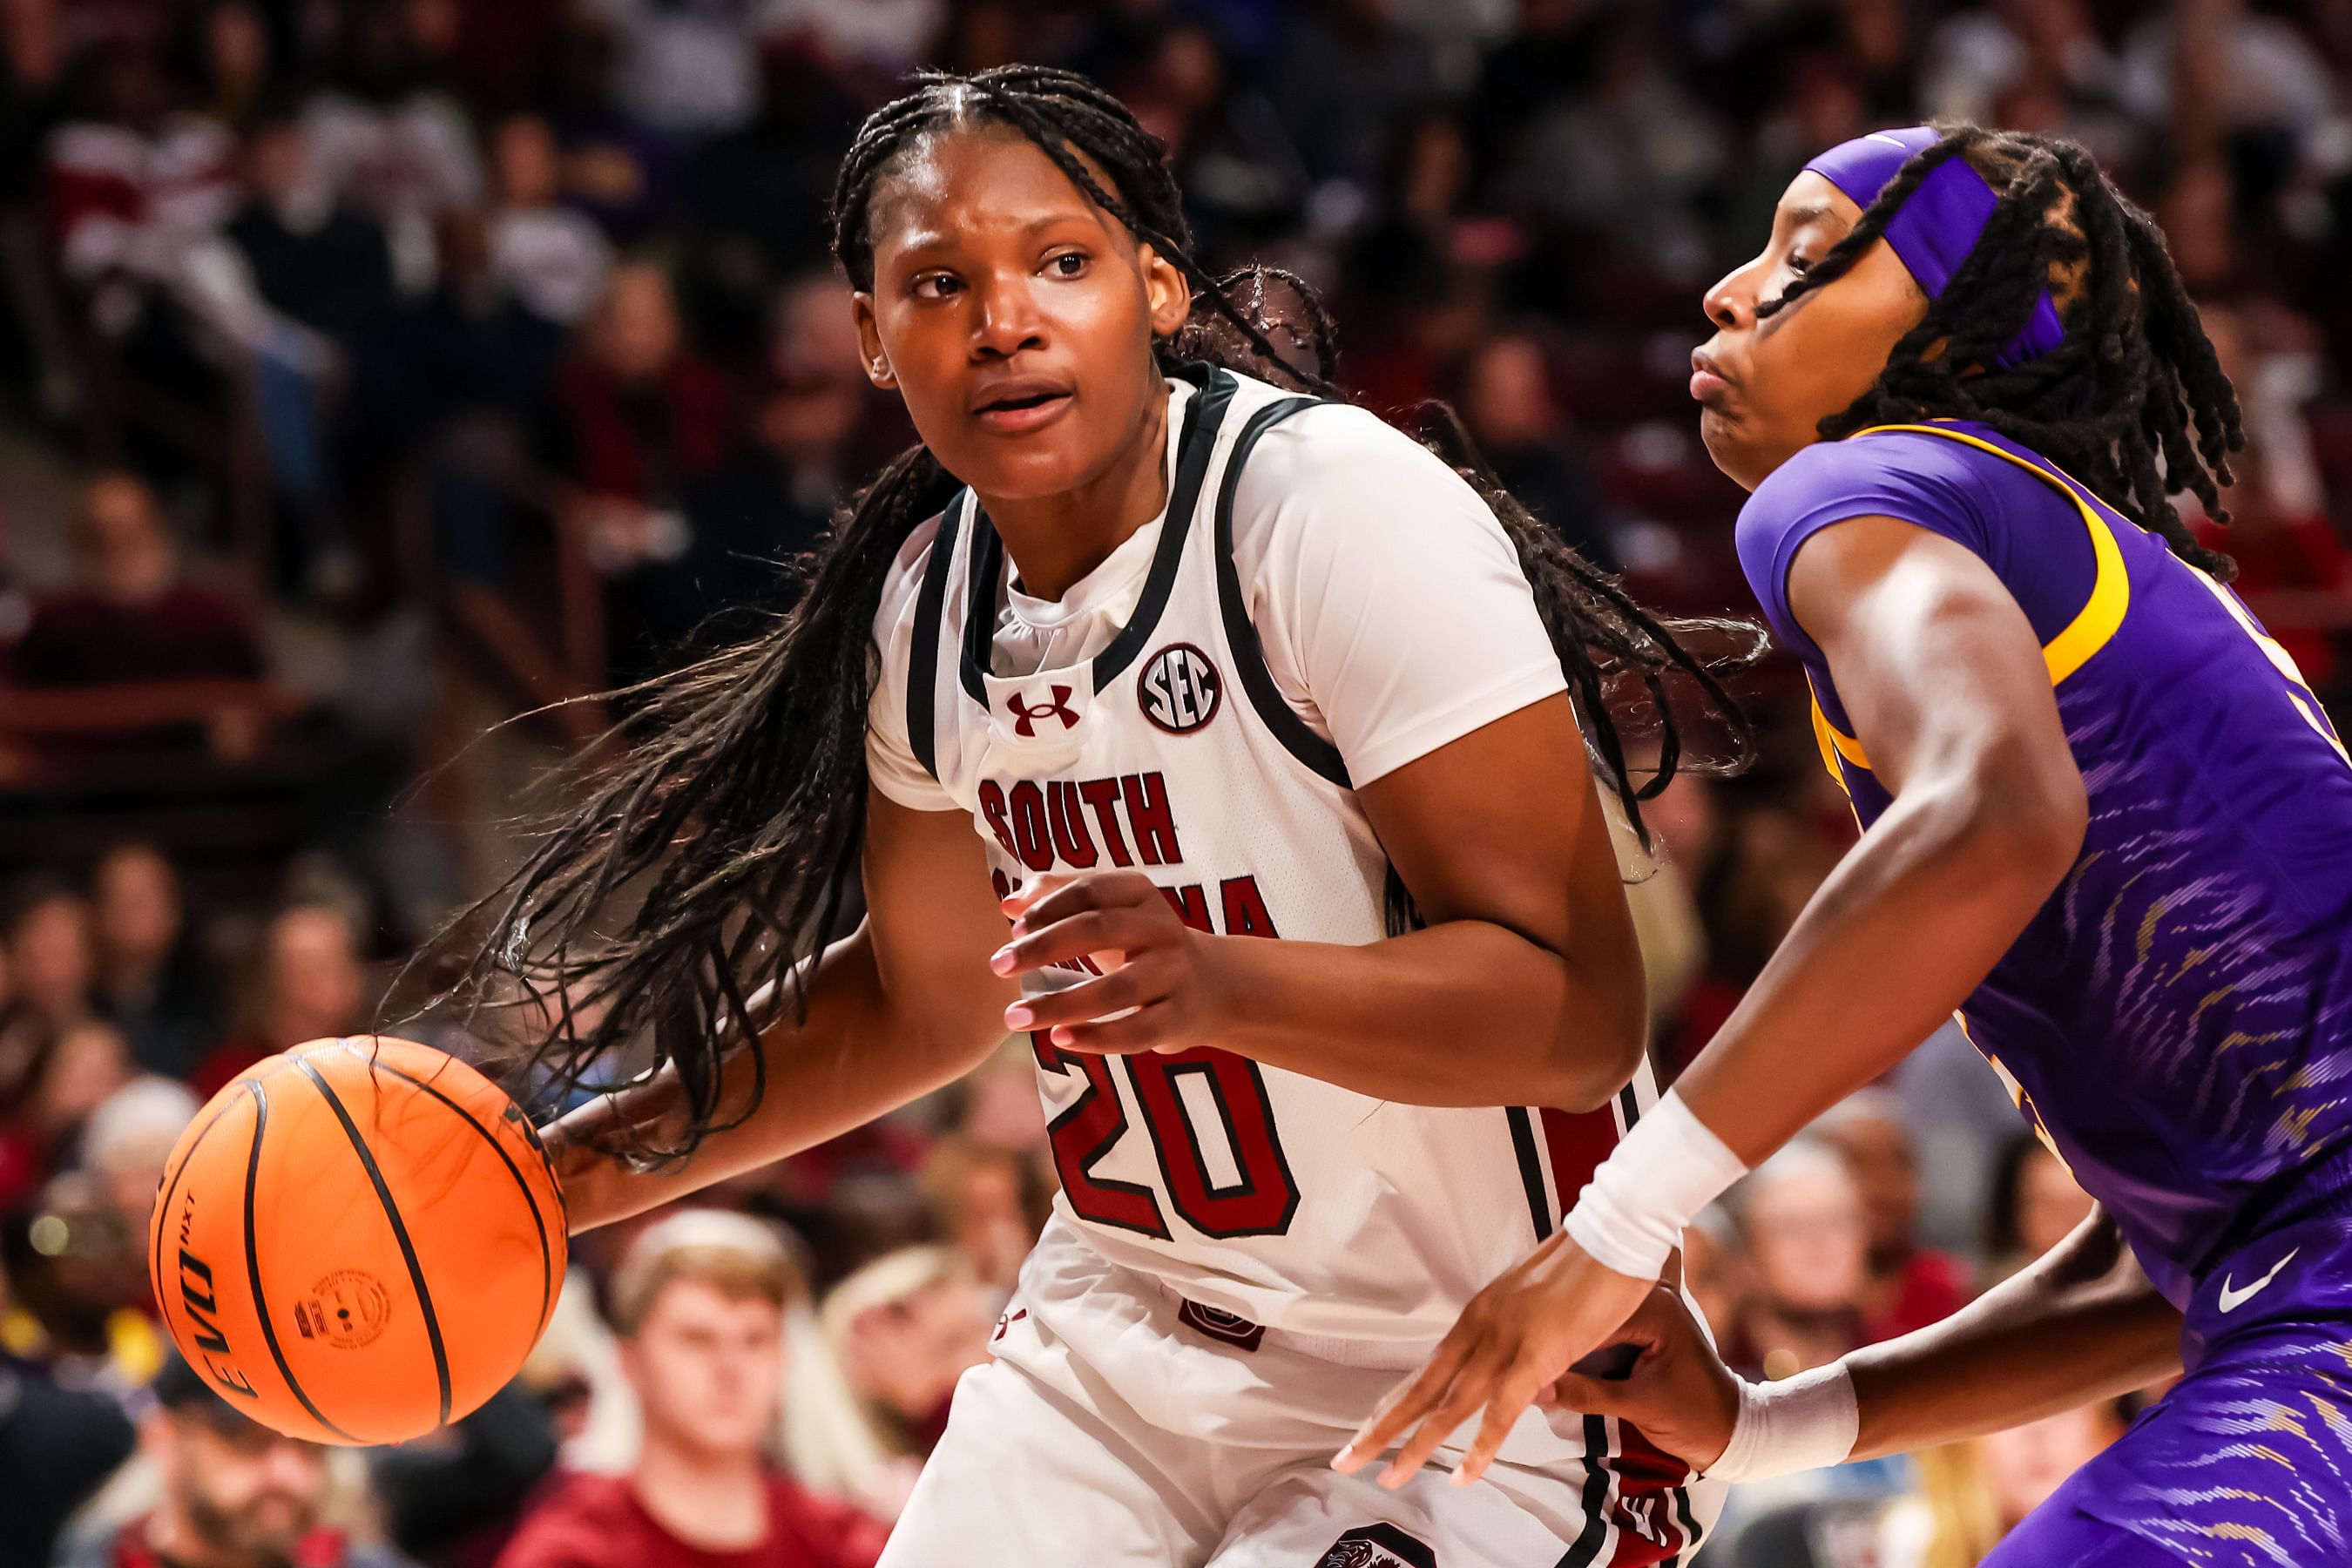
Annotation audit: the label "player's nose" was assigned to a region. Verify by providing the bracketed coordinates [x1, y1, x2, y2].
[970, 271, 1046, 361]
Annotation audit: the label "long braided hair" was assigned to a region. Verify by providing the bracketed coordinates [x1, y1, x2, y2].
[1761, 123, 2243, 578]
[440, 66, 1757, 1154]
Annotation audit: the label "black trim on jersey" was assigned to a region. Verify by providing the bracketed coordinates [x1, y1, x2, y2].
[952, 366, 1238, 710]
[905, 490, 967, 781]
[1554, 1413, 1615, 1568]
[1211, 395, 1349, 787]
[1619, 1082, 1640, 1130]
[957, 495, 1001, 705]
[1507, 1105, 1552, 1242]
[1094, 367, 1237, 680]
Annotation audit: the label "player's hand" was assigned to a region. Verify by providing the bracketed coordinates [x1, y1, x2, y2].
[1333, 1232, 1652, 1487]
[1538, 1287, 1740, 1474]
[990, 873, 1233, 1054]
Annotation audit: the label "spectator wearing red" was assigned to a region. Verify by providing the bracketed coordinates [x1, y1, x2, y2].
[497, 1211, 885, 1568]
[186, 902, 366, 1100]
[13, 471, 265, 691]
[544, 260, 736, 681]
[44, 42, 237, 297]
[1815, 1090, 1972, 1342]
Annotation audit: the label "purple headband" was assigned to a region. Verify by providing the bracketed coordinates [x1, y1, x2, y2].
[1802, 127, 2065, 371]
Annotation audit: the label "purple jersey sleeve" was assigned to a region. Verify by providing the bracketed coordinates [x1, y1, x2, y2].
[1733, 430, 2097, 662]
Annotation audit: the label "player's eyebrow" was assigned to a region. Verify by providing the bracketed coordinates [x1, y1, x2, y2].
[1781, 201, 1846, 233]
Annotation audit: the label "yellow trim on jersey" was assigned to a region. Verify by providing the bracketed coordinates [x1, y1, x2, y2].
[1806, 422, 2134, 774]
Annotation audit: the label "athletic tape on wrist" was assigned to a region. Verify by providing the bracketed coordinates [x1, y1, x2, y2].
[1705, 1362, 1862, 1482]
[1560, 1090, 1747, 1280]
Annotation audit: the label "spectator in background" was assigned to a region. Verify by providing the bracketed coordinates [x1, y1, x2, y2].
[487, 111, 612, 332]
[179, 0, 281, 136]
[1876, 1400, 2132, 1568]
[57, 1351, 415, 1568]
[44, 40, 238, 308]
[820, 1247, 990, 1476]
[212, 105, 386, 597]
[545, 260, 735, 682]
[186, 902, 365, 1098]
[1275, 0, 1440, 199]
[0, 1017, 125, 1211]
[1982, 1131, 2098, 1286]
[90, 843, 220, 1082]
[1715, 1139, 1872, 1381]
[0, 1350, 135, 1568]
[917, 1137, 1051, 1302]
[78, 1074, 199, 1243]
[0, 1170, 157, 1389]
[1455, 330, 1619, 571]
[0, 880, 95, 1120]
[537, 10, 682, 246]
[497, 1210, 887, 1568]
[1814, 1091, 1970, 1342]
[10, 471, 270, 755]
[302, 0, 482, 294]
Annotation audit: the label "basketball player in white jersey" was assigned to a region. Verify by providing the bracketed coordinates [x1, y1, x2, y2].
[470, 66, 1749, 1568]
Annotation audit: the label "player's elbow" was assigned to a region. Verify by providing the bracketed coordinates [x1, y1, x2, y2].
[1541, 978, 1648, 1113]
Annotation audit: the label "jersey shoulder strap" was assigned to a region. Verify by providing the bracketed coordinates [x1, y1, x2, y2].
[904, 490, 968, 782]
[1212, 393, 1348, 787]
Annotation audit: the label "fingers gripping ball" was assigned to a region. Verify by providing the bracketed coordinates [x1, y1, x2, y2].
[148, 1037, 566, 1444]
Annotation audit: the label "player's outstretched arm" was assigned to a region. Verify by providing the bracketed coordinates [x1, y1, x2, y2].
[1544, 1205, 2179, 1477]
[1340, 519, 2092, 1484]
[544, 789, 1017, 1233]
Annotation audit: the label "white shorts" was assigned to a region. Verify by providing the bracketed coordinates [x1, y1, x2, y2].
[880, 1219, 1722, 1567]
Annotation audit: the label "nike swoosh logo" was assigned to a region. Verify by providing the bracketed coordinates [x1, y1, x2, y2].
[2218, 1247, 2301, 1314]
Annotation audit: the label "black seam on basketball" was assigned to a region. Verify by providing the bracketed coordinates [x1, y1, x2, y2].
[150, 1093, 245, 1352]
[294, 1058, 453, 1428]
[1093, 366, 1235, 682]
[1210, 395, 1349, 786]
[335, 1044, 556, 1342]
[241, 1081, 361, 1442]
[906, 490, 965, 781]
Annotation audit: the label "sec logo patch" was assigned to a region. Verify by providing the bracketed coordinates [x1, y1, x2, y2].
[1139, 643, 1221, 735]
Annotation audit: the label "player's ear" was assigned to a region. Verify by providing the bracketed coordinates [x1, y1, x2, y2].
[1139, 244, 1190, 340]
[852, 293, 896, 389]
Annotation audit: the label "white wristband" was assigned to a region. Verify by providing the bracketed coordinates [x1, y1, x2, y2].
[1561, 1090, 1747, 1280]
[1706, 1362, 1862, 1481]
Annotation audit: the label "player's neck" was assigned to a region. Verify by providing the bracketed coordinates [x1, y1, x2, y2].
[632, 1439, 769, 1551]
[978, 386, 1170, 603]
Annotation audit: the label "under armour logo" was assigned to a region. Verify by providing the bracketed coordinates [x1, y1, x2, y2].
[1004, 686, 1079, 737]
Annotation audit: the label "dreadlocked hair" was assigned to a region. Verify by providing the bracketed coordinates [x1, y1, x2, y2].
[1759, 122, 2243, 578]
[435, 65, 1757, 1157]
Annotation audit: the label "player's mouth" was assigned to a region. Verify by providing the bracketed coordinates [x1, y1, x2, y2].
[970, 375, 1076, 434]
[1689, 349, 1734, 407]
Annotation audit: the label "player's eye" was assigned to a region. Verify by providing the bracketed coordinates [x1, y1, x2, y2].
[1786, 251, 1815, 277]
[1044, 250, 1089, 278]
[911, 272, 963, 301]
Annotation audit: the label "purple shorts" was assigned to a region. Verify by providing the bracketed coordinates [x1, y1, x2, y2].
[1988, 1213, 2352, 1565]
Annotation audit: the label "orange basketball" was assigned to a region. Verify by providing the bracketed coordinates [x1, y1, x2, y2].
[148, 1036, 567, 1445]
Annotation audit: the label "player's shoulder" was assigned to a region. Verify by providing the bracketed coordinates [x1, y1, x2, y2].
[1220, 375, 1498, 554]
[1737, 426, 1999, 556]
[1225, 381, 1463, 498]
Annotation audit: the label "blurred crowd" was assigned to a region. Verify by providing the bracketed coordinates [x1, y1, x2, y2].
[5, 1, 2352, 1565]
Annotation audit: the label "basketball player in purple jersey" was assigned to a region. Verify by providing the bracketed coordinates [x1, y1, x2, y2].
[1343, 125, 2352, 1565]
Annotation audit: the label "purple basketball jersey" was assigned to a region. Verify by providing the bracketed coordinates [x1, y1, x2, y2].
[1738, 421, 2352, 1308]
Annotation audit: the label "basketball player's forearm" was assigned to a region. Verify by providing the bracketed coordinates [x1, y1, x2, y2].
[1672, 781, 2073, 1163]
[1207, 920, 1643, 1110]
[545, 927, 995, 1231]
[1842, 1209, 2180, 1460]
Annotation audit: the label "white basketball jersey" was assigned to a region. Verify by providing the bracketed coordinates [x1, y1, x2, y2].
[884, 366, 1662, 1352]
